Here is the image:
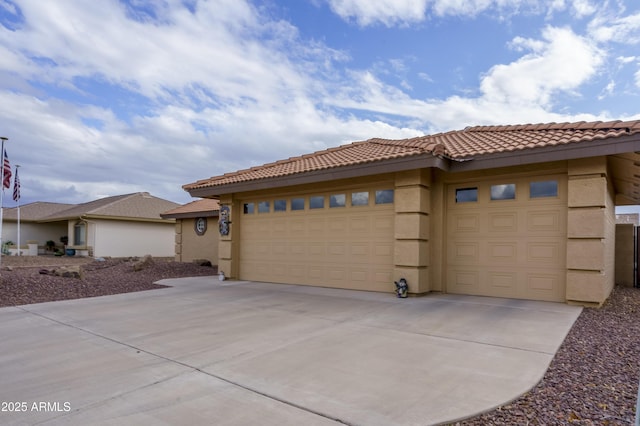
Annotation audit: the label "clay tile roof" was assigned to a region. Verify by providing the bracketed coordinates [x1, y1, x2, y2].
[184, 119, 640, 191]
[161, 199, 220, 219]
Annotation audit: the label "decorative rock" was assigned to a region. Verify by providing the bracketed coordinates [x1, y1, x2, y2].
[52, 265, 83, 279]
[193, 259, 212, 267]
[132, 255, 154, 271]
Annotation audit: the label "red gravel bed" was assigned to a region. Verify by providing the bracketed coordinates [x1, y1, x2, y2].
[0, 257, 216, 307]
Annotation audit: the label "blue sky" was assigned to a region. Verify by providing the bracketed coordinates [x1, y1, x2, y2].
[0, 0, 639, 206]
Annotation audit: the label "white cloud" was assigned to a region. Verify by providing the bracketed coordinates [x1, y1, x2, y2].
[480, 26, 604, 106]
[0, 0, 636, 205]
[325, 0, 429, 26]
[322, 25, 608, 131]
[589, 11, 640, 43]
[571, 0, 597, 18]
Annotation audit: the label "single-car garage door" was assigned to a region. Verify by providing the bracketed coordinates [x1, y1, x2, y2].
[446, 175, 567, 302]
[239, 189, 395, 292]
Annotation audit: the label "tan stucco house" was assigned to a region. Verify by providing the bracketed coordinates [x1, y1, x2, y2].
[3, 192, 179, 258]
[184, 120, 640, 306]
[161, 198, 220, 264]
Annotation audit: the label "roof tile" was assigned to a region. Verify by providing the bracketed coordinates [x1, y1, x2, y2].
[184, 120, 640, 191]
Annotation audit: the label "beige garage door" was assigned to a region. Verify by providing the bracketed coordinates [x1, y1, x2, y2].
[446, 175, 567, 302]
[239, 191, 395, 292]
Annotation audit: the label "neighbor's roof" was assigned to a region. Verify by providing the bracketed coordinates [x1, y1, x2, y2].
[40, 192, 180, 222]
[160, 198, 220, 219]
[184, 120, 640, 194]
[2, 202, 76, 221]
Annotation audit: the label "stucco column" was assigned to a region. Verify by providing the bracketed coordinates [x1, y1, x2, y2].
[566, 157, 615, 305]
[394, 169, 430, 294]
[218, 195, 240, 279]
[174, 222, 182, 262]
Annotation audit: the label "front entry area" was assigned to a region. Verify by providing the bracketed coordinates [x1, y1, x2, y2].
[446, 175, 568, 302]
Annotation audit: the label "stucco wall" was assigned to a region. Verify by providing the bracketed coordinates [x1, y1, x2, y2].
[86, 219, 176, 258]
[566, 157, 614, 305]
[174, 218, 219, 263]
[2, 222, 68, 249]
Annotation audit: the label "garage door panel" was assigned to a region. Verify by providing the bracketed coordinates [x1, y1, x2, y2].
[450, 214, 481, 233]
[527, 209, 562, 233]
[447, 176, 566, 302]
[349, 216, 371, 233]
[487, 242, 517, 262]
[488, 212, 518, 232]
[487, 271, 517, 290]
[373, 243, 393, 258]
[450, 242, 480, 263]
[449, 270, 480, 292]
[327, 242, 346, 257]
[349, 243, 369, 258]
[527, 241, 562, 264]
[240, 200, 394, 292]
[374, 215, 394, 233]
[526, 273, 563, 301]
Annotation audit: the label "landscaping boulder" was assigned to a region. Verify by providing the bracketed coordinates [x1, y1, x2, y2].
[132, 255, 154, 271]
[52, 265, 83, 279]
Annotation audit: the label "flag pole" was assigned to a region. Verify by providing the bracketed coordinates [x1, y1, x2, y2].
[15, 165, 20, 256]
[0, 136, 7, 268]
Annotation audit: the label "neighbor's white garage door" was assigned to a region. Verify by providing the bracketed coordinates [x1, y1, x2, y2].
[446, 175, 567, 302]
[239, 194, 395, 292]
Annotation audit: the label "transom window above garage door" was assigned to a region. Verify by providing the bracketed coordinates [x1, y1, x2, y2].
[455, 179, 559, 203]
[243, 189, 394, 214]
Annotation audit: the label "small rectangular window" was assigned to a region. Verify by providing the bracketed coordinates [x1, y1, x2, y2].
[243, 202, 254, 214]
[530, 180, 558, 198]
[330, 194, 346, 208]
[375, 190, 394, 204]
[310, 196, 324, 209]
[351, 191, 369, 206]
[274, 199, 286, 212]
[456, 188, 477, 203]
[491, 184, 516, 200]
[291, 198, 305, 211]
[258, 201, 270, 213]
[74, 222, 86, 245]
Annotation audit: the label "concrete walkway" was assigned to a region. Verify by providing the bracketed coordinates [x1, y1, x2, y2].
[0, 278, 581, 426]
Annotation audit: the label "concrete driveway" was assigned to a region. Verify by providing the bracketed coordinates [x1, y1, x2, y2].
[0, 277, 581, 426]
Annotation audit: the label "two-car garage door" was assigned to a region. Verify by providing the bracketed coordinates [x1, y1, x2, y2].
[238, 192, 395, 292]
[446, 175, 567, 302]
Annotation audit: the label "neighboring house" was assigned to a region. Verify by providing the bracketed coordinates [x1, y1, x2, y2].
[184, 120, 640, 306]
[2, 192, 180, 258]
[161, 198, 220, 264]
[2, 202, 75, 252]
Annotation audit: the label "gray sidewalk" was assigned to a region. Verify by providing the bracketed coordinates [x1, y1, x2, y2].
[0, 278, 581, 425]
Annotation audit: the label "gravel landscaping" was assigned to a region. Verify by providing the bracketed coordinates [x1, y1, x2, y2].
[0, 255, 638, 424]
[0, 255, 217, 307]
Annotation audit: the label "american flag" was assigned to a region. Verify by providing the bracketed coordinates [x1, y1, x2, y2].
[2, 149, 11, 189]
[12, 166, 20, 201]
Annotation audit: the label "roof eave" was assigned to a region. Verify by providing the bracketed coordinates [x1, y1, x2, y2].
[161, 211, 220, 219]
[186, 154, 448, 197]
[448, 132, 640, 172]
